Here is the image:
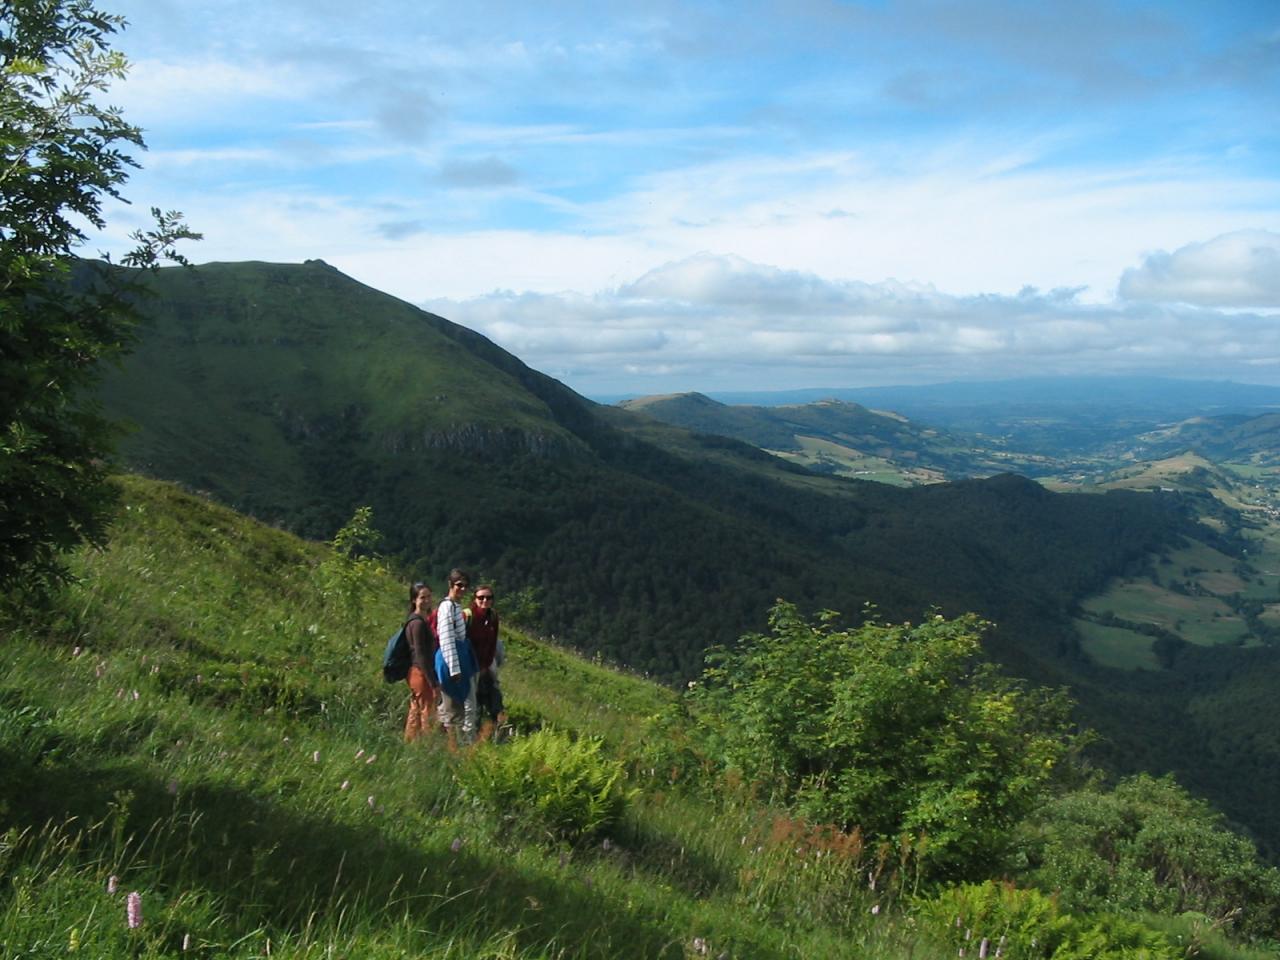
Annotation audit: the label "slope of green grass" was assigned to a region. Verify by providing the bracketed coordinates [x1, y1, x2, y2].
[5, 478, 1276, 957]
[0, 477, 930, 958]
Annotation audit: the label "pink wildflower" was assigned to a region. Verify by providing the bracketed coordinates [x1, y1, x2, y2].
[312, 751, 320, 762]
[979, 938, 990, 959]
[182, 933, 192, 951]
[340, 780, 350, 790]
[365, 753, 376, 764]
[355, 749, 365, 759]
[126, 891, 143, 929]
[107, 875, 119, 894]
[450, 837, 463, 853]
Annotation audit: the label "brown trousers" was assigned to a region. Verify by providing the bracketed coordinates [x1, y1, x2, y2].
[404, 666, 436, 742]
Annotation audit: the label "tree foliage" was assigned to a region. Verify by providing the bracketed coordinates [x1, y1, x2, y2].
[0, 0, 197, 598]
[692, 601, 1083, 879]
[1020, 773, 1280, 942]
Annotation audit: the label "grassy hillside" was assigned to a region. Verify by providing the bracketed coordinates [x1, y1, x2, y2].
[3, 477, 1276, 958]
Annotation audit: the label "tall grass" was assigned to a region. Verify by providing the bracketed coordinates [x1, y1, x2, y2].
[2, 477, 1271, 958]
[0, 476, 937, 958]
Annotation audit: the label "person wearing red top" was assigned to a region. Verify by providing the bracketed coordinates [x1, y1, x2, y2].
[403, 581, 437, 742]
[468, 584, 506, 738]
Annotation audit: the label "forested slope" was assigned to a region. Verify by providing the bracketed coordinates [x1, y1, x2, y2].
[102, 260, 1194, 678]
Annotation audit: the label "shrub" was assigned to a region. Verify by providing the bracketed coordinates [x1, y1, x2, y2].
[457, 729, 633, 840]
[691, 601, 1081, 880]
[1019, 774, 1280, 942]
[920, 881, 1070, 958]
[1050, 913, 1180, 960]
[920, 882, 1181, 959]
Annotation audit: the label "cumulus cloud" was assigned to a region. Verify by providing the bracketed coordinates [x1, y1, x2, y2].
[421, 252, 1280, 394]
[1118, 230, 1280, 307]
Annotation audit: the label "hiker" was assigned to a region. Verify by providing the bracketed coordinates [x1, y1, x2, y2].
[436, 568, 478, 746]
[468, 583, 506, 739]
[403, 581, 437, 742]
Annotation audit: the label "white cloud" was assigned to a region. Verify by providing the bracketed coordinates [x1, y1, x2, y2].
[114, 58, 312, 126]
[1118, 229, 1280, 307]
[423, 252, 1280, 394]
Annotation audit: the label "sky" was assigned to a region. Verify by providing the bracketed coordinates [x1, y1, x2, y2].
[91, 0, 1280, 397]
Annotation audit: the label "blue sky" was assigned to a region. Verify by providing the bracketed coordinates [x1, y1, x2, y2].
[96, 0, 1280, 396]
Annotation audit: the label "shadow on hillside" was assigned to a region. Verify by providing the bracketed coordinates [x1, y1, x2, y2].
[0, 720, 780, 959]
[614, 819, 732, 899]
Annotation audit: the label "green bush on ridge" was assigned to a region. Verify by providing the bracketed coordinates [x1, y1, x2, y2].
[690, 600, 1082, 881]
[1018, 773, 1280, 942]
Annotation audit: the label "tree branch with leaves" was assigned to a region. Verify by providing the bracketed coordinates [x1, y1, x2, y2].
[1, 0, 199, 599]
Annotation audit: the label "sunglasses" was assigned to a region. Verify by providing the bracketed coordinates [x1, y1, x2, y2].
[475, 594, 493, 601]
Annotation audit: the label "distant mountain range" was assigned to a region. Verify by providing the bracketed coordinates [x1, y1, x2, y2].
[97, 260, 1280, 855]
[603, 377, 1280, 459]
[619, 387, 1280, 482]
[618, 391, 1050, 483]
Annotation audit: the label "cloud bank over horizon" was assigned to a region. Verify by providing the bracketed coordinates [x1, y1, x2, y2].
[425, 230, 1280, 394]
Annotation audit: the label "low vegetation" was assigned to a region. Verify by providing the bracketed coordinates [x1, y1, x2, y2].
[3, 476, 1278, 957]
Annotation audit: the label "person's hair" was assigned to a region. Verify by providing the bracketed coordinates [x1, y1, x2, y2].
[447, 568, 470, 588]
[474, 583, 493, 596]
[408, 580, 431, 614]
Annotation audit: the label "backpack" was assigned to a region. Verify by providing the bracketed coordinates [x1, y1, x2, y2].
[381, 613, 423, 683]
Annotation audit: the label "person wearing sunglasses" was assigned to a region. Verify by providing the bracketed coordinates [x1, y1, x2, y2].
[468, 584, 506, 739]
[435, 568, 478, 747]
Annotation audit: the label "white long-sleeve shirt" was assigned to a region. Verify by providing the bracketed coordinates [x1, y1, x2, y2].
[436, 597, 468, 678]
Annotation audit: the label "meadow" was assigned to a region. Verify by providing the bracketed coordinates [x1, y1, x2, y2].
[0, 477, 929, 958]
[3, 477, 1277, 958]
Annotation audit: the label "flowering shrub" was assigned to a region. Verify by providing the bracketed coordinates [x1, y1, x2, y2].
[457, 729, 633, 840]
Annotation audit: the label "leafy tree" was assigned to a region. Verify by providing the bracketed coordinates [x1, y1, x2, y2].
[1, 0, 197, 598]
[1020, 773, 1280, 942]
[691, 601, 1082, 879]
